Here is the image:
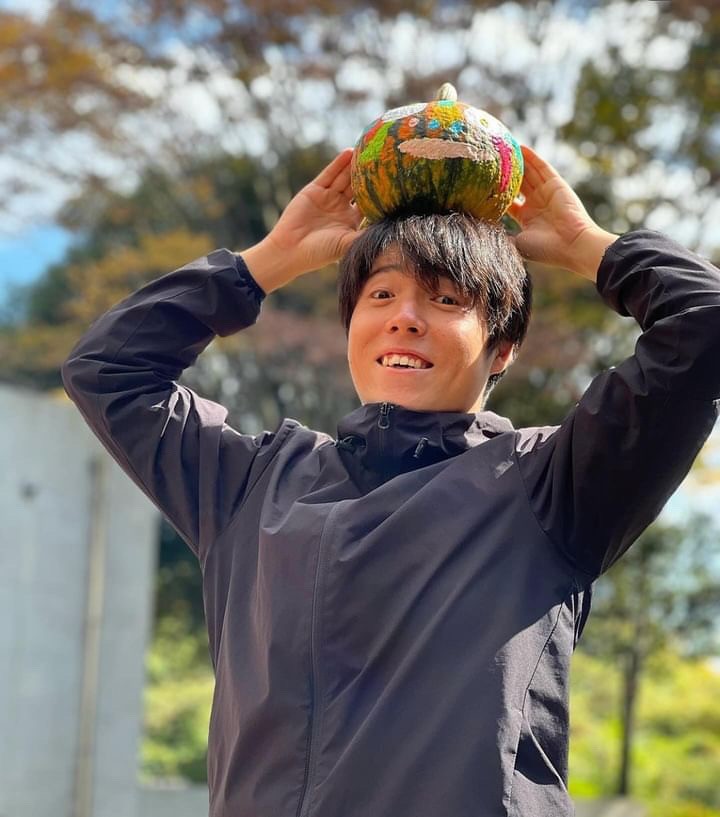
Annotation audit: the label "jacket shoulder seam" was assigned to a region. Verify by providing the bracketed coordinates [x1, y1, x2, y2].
[200, 418, 300, 570]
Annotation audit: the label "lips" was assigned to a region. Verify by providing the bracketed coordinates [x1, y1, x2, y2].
[378, 348, 432, 363]
[376, 350, 434, 369]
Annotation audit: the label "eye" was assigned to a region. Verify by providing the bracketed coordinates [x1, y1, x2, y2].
[370, 289, 393, 299]
[434, 293, 460, 306]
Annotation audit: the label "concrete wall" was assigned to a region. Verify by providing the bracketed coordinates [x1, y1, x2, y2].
[0, 384, 159, 817]
[137, 784, 209, 817]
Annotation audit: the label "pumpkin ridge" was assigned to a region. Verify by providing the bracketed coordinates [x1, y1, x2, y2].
[364, 171, 388, 221]
[445, 153, 462, 211]
[391, 121, 412, 213]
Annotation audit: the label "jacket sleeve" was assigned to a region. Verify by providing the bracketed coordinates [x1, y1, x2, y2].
[515, 229, 720, 579]
[61, 248, 283, 564]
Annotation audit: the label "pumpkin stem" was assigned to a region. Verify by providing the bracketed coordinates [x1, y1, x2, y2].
[435, 82, 458, 101]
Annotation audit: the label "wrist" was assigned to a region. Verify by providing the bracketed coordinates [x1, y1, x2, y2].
[570, 226, 620, 283]
[238, 237, 300, 295]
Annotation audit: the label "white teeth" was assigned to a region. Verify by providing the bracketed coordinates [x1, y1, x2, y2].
[380, 354, 430, 369]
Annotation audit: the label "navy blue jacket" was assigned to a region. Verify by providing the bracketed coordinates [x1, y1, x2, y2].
[62, 230, 720, 816]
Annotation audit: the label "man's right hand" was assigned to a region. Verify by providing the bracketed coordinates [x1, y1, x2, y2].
[240, 148, 364, 294]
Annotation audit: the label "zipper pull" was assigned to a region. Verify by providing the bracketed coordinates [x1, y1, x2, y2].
[378, 402, 394, 430]
[413, 437, 429, 459]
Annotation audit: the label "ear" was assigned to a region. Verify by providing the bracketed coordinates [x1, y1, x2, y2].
[489, 340, 516, 376]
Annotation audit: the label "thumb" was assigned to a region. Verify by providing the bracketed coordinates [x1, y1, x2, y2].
[512, 229, 546, 264]
[337, 229, 364, 259]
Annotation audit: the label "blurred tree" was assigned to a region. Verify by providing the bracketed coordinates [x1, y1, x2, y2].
[3, 0, 718, 263]
[579, 512, 720, 799]
[0, 3, 159, 230]
[561, 1, 719, 243]
[0, 143, 355, 414]
[568, 646, 720, 815]
[631, 651, 720, 815]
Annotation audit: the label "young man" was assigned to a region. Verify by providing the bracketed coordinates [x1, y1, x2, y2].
[62, 146, 720, 817]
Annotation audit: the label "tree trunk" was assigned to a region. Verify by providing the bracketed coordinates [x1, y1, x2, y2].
[617, 645, 642, 796]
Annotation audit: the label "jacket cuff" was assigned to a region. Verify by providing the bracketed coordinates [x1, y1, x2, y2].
[594, 229, 670, 319]
[233, 251, 267, 302]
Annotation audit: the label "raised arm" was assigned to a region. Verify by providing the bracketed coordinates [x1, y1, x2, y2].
[62, 149, 363, 563]
[508, 146, 720, 578]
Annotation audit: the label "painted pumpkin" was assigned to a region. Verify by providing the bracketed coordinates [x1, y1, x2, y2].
[351, 83, 523, 224]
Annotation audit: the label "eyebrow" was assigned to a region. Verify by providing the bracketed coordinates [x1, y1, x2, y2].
[367, 265, 459, 293]
[368, 264, 402, 277]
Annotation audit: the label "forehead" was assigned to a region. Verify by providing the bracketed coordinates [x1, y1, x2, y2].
[369, 247, 408, 275]
[367, 247, 453, 286]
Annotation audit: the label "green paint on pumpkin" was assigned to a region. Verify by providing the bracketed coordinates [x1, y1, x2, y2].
[359, 120, 393, 164]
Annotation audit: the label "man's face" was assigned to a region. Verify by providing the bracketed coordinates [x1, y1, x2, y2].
[347, 247, 514, 413]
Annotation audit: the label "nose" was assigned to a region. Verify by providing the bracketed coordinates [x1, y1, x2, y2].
[384, 297, 427, 335]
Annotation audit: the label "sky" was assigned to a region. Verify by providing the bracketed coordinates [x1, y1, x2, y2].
[0, 224, 71, 299]
[0, 0, 69, 297]
[0, 0, 50, 17]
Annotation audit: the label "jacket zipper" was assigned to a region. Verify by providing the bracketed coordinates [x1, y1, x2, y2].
[378, 401, 394, 430]
[378, 402, 394, 479]
[297, 404, 393, 816]
[296, 503, 338, 817]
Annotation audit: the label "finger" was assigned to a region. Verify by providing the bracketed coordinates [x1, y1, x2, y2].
[343, 174, 358, 201]
[521, 144, 563, 186]
[519, 146, 544, 190]
[332, 165, 358, 203]
[329, 161, 353, 195]
[518, 172, 537, 198]
[313, 148, 354, 189]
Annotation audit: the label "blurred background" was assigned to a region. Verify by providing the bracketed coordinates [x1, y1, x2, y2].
[0, 1, 719, 816]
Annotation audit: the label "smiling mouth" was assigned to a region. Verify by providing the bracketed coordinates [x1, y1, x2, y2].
[376, 356, 434, 370]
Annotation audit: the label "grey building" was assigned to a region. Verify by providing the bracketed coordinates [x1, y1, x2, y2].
[0, 384, 158, 817]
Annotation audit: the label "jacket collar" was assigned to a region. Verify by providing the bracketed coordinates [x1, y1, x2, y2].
[335, 402, 514, 478]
